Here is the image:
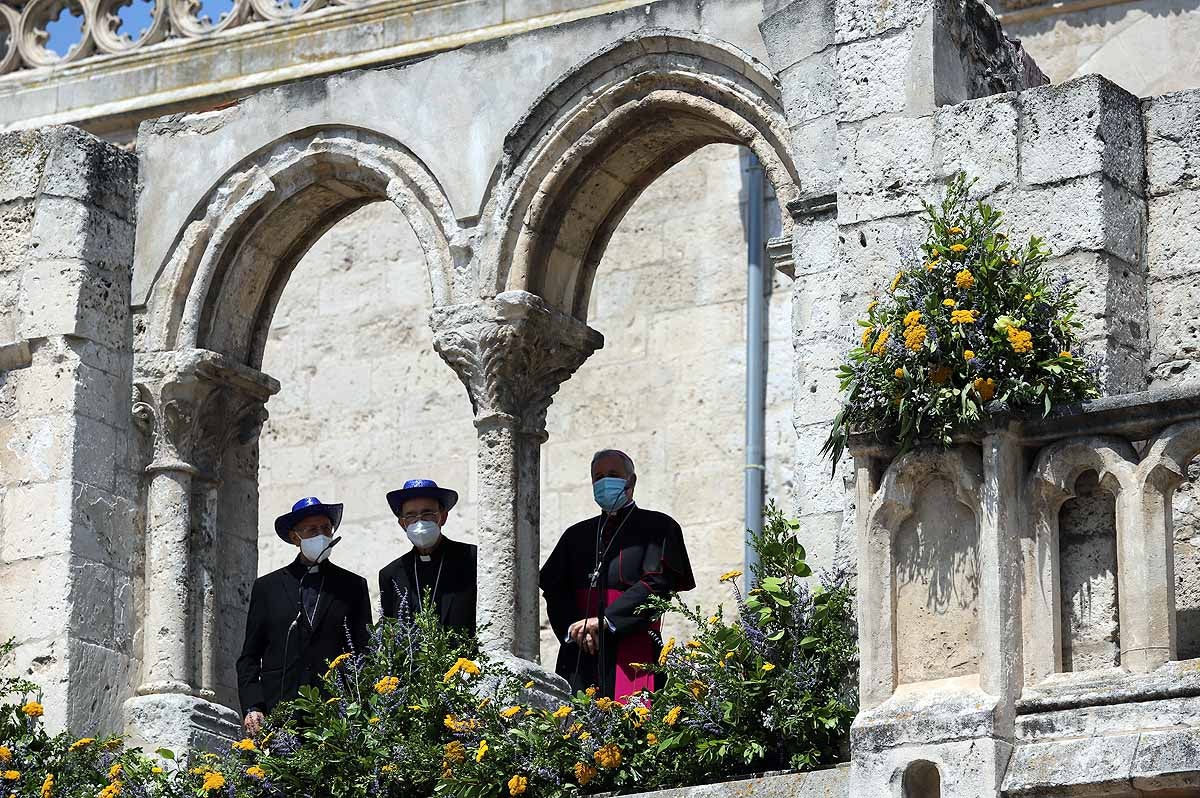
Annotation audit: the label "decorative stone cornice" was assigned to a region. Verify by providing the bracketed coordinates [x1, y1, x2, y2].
[432, 291, 604, 437]
[132, 349, 279, 474]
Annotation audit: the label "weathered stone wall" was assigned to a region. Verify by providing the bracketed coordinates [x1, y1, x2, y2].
[1057, 471, 1121, 671]
[0, 127, 139, 734]
[1003, 0, 1200, 97]
[258, 144, 797, 667]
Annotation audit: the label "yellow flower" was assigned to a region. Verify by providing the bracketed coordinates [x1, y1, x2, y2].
[327, 653, 351, 670]
[658, 637, 676, 665]
[646, 733, 658, 746]
[324, 697, 340, 705]
[707, 615, 718, 624]
[948, 226, 963, 235]
[374, 676, 400, 695]
[232, 738, 256, 752]
[552, 705, 572, 719]
[942, 298, 956, 307]
[443, 657, 481, 683]
[443, 741, 466, 764]
[719, 569, 742, 583]
[685, 640, 702, 649]
[201, 771, 225, 792]
[871, 328, 891, 356]
[595, 697, 617, 712]
[867, 300, 878, 312]
[21, 701, 43, 718]
[594, 744, 622, 769]
[955, 269, 975, 288]
[2, 772, 18, 781]
[903, 310, 921, 327]
[931, 366, 952, 385]
[70, 739, 95, 752]
[508, 775, 528, 796]
[381, 764, 397, 774]
[974, 377, 997, 402]
[475, 740, 488, 763]
[1010, 257, 1019, 265]
[889, 272, 902, 292]
[1007, 326, 1033, 354]
[246, 767, 266, 780]
[963, 350, 975, 360]
[688, 680, 706, 698]
[579, 731, 591, 741]
[584, 686, 597, 697]
[1023, 293, 1032, 301]
[904, 324, 927, 351]
[950, 243, 968, 253]
[664, 706, 682, 726]
[574, 762, 598, 786]
[0, 748, 9, 764]
[523, 681, 534, 689]
[860, 326, 872, 347]
[894, 368, 905, 379]
[151, 767, 163, 775]
[108, 764, 122, 781]
[762, 662, 776, 672]
[950, 309, 977, 325]
[368, 717, 381, 724]
[924, 260, 938, 272]
[41, 774, 53, 798]
[500, 706, 522, 719]
[631, 706, 651, 726]
[97, 784, 121, 798]
[1060, 350, 1072, 358]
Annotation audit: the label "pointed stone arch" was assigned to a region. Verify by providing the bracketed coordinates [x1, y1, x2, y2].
[482, 29, 803, 320]
[138, 125, 462, 368]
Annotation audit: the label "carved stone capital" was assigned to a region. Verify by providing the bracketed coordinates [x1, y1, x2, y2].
[133, 349, 279, 475]
[432, 291, 603, 437]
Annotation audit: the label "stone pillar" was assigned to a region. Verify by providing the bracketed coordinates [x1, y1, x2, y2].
[1119, 463, 1179, 671]
[124, 349, 276, 754]
[433, 291, 602, 662]
[851, 453, 892, 711]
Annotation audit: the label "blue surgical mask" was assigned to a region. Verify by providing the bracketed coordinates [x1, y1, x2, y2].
[593, 477, 629, 512]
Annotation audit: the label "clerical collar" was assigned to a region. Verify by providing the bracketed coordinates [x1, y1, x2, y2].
[605, 501, 637, 518]
[289, 558, 323, 577]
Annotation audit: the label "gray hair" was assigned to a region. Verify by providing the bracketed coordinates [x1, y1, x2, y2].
[591, 449, 635, 480]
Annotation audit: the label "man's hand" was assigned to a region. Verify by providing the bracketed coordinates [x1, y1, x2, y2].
[568, 617, 602, 655]
[243, 710, 265, 737]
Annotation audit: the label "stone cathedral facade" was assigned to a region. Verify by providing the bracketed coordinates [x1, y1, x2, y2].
[1, 0, 1200, 795]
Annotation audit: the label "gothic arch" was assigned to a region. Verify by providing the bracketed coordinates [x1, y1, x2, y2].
[482, 29, 803, 320]
[139, 125, 461, 368]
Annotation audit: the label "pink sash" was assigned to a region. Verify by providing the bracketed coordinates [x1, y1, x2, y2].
[574, 588, 659, 701]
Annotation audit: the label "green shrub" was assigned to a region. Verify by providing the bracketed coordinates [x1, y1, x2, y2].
[823, 172, 1099, 465]
[0, 505, 857, 797]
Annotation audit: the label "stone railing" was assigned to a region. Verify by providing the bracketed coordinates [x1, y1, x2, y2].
[847, 384, 1200, 796]
[0, 0, 397, 75]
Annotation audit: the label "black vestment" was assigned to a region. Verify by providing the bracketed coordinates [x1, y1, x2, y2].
[378, 537, 477, 636]
[540, 503, 695, 698]
[236, 558, 372, 717]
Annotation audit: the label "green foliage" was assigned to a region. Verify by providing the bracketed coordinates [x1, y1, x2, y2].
[823, 172, 1100, 465]
[0, 507, 857, 797]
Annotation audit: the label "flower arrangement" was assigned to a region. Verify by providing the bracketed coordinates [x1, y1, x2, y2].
[822, 173, 1099, 464]
[0, 508, 856, 798]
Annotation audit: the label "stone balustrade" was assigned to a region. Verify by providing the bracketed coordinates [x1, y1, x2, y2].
[847, 384, 1200, 796]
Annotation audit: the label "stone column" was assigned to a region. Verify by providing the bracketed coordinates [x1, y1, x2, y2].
[433, 291, 602, 661]
[979, 420, 1024, 713]
[124, 349, 277, 754]
[1119, 463, 1179, 672]
[851, 453, 892, 711]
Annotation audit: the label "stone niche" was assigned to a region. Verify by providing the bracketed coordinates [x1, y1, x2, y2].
[1057, 470, 1121, 672]
[894, 476, 982, 684]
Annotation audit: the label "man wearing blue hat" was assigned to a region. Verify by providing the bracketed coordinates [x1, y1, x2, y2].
[379, 479, 477, 636]
[236, 497, 372, 735]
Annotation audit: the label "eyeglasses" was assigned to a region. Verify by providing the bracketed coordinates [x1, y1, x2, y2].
[399, 511, 440, 524]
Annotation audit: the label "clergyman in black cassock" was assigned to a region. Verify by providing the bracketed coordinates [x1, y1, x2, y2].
[236, 497, 371, 732]
[379, 479, 477, 636]
[540, 450, 695, 699]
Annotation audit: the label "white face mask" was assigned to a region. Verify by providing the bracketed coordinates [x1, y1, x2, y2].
[299, 534, 334, 564]
[405, 520, 441, 550]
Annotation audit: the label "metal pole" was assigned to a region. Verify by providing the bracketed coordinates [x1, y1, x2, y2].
[742, 149, 767, 584]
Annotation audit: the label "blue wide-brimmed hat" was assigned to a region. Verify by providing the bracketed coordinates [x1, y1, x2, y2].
[386, 479, 459, 518]
[274, 496, 343, 542]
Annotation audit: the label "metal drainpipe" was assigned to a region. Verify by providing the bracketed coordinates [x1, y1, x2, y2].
[742, 148, 768, 584]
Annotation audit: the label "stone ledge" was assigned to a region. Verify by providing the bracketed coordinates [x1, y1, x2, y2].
[601, 766, 849, 798]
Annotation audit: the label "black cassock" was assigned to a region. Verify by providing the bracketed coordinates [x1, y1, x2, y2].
[378, 537, 477, 636]
[236, 558, 371, 717]
[540, 503, 695, 699]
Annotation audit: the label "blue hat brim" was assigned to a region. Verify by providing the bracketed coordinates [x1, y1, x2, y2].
[274, 503, 343, 542]
[386, 487, 458, 518]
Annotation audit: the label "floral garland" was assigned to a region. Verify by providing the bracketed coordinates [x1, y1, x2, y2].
[822, 173, 1099, 464]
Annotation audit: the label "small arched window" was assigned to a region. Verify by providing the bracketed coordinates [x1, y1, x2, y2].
[902, 760, 941, 798]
